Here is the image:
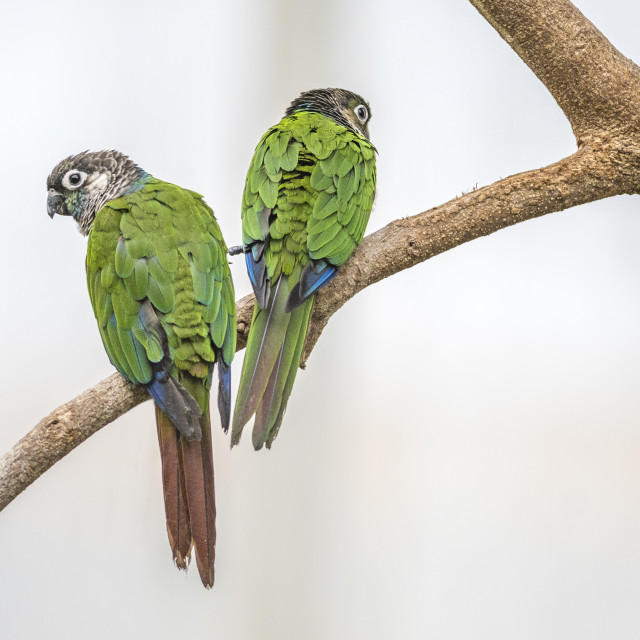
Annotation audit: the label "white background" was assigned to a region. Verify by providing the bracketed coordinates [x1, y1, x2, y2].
[1, 1, 640, 638]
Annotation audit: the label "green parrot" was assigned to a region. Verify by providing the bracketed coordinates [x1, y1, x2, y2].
[47, 150, 235, 588]
[232, 88, 377, 450]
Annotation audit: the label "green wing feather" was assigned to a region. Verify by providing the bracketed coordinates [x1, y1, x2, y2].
[307, 135, 376, 266]
[233, 111, 376, 448]
[86, 177, 235, 588]
[86, 179, 236, 388]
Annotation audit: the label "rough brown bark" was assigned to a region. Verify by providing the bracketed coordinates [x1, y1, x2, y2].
[2, 0, 640, 512]
[470, 0, 640, 145]
[0, 375, 148, 511]
[301, 146, 635, 362]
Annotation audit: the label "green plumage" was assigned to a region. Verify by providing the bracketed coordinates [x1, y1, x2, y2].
[241, 112, 376, 281]
[233, 92, 376, 449]
[85, 177, 235, 588]
[48, 149, 235, 588]
[86, 179, 236, 390]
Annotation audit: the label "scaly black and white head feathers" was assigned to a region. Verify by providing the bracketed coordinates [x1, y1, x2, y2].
[285, 88, 373, 140]
[47, 150, 147, 235]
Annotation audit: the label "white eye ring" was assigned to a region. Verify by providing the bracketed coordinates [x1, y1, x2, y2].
[354, 104, 368, 123]
[62, 169, 87, 190]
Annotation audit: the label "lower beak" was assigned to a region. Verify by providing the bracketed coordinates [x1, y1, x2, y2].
[47, 193, 69, 219]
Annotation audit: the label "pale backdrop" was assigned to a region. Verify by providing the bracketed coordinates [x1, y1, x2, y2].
[1, 1, 640, 638]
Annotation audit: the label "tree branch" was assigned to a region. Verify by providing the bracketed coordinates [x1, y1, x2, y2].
[3, 0, 640, 512]
[301, 146, 631, 362]
[469, 0, 640, 144]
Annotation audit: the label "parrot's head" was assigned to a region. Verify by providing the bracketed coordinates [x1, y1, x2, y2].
[47, 150, 146, 236]
[285, 88, 373, 140]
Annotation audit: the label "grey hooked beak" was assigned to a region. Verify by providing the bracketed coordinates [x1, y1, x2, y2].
[47, 189, 68, 218]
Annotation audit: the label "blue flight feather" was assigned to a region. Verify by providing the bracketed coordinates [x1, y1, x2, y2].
[147, 377, 202, 440]
[217, 358, 232, 433]
[285, 260, 338, 312]
[245, 243, 269, 308]
[245, 251, 259, 292]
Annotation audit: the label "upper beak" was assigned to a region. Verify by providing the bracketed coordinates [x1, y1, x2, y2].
[47, 190, 68, 218]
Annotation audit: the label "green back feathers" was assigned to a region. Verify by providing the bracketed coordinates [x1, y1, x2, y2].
[233, 105, 376, 449]
[241, 111, 377, 281]
[86, 178, 236, 393]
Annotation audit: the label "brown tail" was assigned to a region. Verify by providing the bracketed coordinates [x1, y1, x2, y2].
[156, 406, 192, 567]
[155, 400, 216, 588]
[180, 405, 216, 588]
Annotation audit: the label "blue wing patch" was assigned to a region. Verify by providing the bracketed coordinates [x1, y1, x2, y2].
[245, 242, 270, 308]
[285, 258, 338, 312]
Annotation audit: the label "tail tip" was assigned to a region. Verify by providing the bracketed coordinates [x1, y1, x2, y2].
[251, 430, 266, 451]
[173, 551, 191, 572]
[230, 431, 241, 449]
[201, 572, 215, 589]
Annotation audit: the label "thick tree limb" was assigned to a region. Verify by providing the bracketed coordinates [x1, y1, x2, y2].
[2, 0, 640, 512]
[301, 146, 635, 362]
[469, 0, 640, 144]
[0, 375, 148, 511]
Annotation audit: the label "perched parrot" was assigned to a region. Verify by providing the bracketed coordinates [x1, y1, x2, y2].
[46, 150, 236, 588]
[232, 88, 376, 450]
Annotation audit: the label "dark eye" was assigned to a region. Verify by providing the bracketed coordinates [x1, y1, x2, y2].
[355, 104, 368, 123]
[62, 169, 87, 190]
